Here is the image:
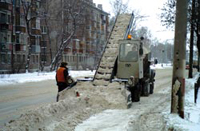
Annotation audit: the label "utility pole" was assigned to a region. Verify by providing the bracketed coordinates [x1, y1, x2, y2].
[171, 0, 188, 119]
[189, 0, 196, 78]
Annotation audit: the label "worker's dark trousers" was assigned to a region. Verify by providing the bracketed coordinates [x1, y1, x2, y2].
[56, 82, 68, 102]
[56, 82, 77, 102]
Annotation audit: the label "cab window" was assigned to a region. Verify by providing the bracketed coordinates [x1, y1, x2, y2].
[119, 43, 138, 62]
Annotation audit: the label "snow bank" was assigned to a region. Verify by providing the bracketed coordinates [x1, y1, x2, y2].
[2, 82, 127, 131]
[164, 73, 200, 131]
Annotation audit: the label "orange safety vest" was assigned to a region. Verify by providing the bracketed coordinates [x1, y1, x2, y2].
[56, 67, 66, 82]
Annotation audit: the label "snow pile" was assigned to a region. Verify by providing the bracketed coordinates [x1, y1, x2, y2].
[150, 63, 172, 69]
[164, 73, 200, 131]
[2, 82, 127, 131]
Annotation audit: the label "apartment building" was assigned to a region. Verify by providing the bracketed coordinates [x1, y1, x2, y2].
[0, 0, 109, 73]
[62, 1, 109, 70]
[0, 0, 13, 73]
[0, 0, 41, 73]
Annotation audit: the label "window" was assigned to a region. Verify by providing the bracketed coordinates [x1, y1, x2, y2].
[41, 26, 47, 34]
[7, 54, 11, 64]
[6, 0, 12, 4]
[0, 32, 7, 43]
[7, 33, 11, 42]
[36, 18, 40, 29]
[36, 55, 38, 63]
[23, 55, 25, 62]
[36, 36, 40, 45]
[41, 47, 46, 53]
[41, 55, 46, 62]
[1, 54, 6, 64]
[1, 13, 6, 23]
[16, 34, 20, 43]
[17, 54, 21, 62]
[32, 55, 35, 63]
[119, 43, 138, 62]
[20, 15, 25, 26]
[16, 0, 20, 7]
[7, 15, 11, 23]
[36, 2, 40, 9]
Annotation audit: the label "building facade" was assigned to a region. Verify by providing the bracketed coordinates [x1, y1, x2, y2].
[0, 0, 109, 73]
[0, 0, 41, 73]
[61, 1, 109, 70]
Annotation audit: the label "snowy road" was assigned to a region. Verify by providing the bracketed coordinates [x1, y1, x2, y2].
[2, 68, 199, 131]
[0, 80, 57, 128]
[75, 68, 173, 130]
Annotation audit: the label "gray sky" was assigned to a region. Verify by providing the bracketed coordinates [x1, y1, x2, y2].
[93, 0, 174, 42]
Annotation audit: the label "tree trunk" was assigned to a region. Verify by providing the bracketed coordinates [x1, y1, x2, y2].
[45, 18, 52, 63]
[50, 31, 75, 71]
[189, 0, 196, 78]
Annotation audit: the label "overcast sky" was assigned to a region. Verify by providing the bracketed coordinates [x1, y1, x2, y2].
[93, 0, 174, 42]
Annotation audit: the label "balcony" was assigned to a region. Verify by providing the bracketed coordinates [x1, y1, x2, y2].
[15, 44, 26, 51]
[0, 24, 12, 31]
[0, 42, 12, 51]
[31, 28, 41, 35]
[15, 26, 26, 33]
[0, 2, 12, 11]
[31, 45, 41, 53]
[78, 49, 83, 53]
[72, 49, 77, 53]
[0, 18, 7, 24]
[64, 47, 71, 53]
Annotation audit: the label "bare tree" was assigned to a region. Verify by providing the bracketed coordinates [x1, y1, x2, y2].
[109, 0, 147, 35]
[109, 0, 130, 16]
[132, 26, 152, 39]
[21, 0, 40, 72]
[160, 0, 176, 29]
[161, 0, 200, 72]
[39, 0, 53, 71]
[49, 0, 87, 70]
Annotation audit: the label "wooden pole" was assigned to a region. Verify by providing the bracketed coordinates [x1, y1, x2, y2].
[171, 0, 188, 119]
[189, 0, 196, 78]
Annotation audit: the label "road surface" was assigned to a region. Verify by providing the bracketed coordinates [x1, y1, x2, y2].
[0, 80, 57, 128]
[0, 67, 182, 130]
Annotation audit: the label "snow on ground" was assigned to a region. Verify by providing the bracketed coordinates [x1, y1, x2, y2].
[0, 63, 168, 86]
[1, 64, 200, 131]
[163, 73, 200, 131]
[150, 63, 172, 69]
[75, 65, 200, 131]
[0, 70, 95, 86]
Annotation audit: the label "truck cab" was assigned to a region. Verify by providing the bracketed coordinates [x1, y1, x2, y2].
[114, 37, 155, 102]
[117, 39, 143, 80]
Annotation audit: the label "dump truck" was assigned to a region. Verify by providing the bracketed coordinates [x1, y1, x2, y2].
[111, 36, 156, 102]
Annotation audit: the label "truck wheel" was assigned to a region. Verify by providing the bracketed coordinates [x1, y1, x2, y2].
[143, 83, 150, 96]
[150, 83, 154, 94]
[132, 89, 140, 102]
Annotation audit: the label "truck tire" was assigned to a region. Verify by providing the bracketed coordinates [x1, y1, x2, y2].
[130, 85, 140, 102]
[143, 83, 150, 96]
[132, 89, 140, 102]
[150, 83, 154, 94]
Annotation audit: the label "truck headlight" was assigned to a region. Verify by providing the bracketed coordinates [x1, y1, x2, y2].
[127, 76, 135, 86]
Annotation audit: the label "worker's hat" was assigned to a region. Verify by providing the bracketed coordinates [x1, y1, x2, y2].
[60, 62, 68, 67]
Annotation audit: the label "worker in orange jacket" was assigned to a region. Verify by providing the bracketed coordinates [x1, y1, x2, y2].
[56, 62, 69, 102]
